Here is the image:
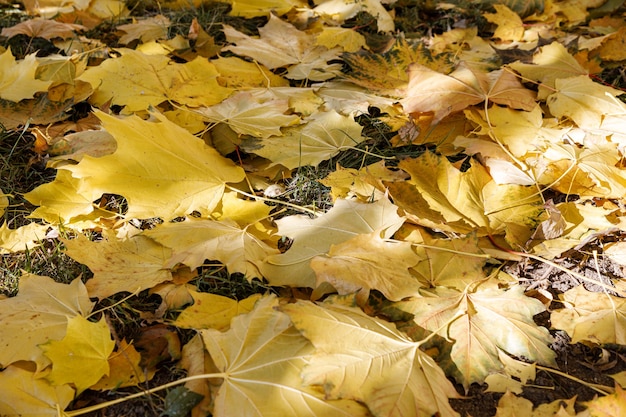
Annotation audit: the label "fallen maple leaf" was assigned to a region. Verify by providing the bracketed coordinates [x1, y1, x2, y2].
[0, 19, 85, 40]
[196, 90, 301, 138]
[0, 49, 52, 102]
[0, 222, 49, 254]
[394, 285, 556, 390]
[0, 274, 94, 371]
[282, 300, 461, 417]
[551, 285, 626, 345]
[77, 49, 233, 112]
[174, 290, 261, 331]
[311, 231, 422, 302]
[63, 233, 172, 299]
[90, 339, 148, 390]
[41, 315, 115, 393]
[241, 110, 365, 169]
[201, 295, 370, 417]
[261, 197, 405, 288]
[495, 391, 578, 417]
[226, 0, 307, 17]
[61, 110, 246, 219]
[117, 14, 170, 44]
[223, 14, 343, 81]
[402, 62, 537, 123]
[145, 217, 279, 279]
[483, 4, 525, 42]
[0, 365, 74, 416]
[584, 384, 626, 417]
[311, 0, 396, 32]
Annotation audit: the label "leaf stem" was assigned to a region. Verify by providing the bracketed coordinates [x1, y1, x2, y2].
[64, 373, 227, 416]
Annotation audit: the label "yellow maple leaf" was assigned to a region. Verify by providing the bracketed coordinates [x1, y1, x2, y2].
[484, 4, 525, 42]
[175, 290, 261, 331]
[63, 233, 172, 300]
[77, 49, 233, 112]
[320, 160, 408, 201]
[311, 231, 422, 302]
[41, 315, 115, 393]
[282, 300, 461, 417]
[0, 19, 85, 40]
[201, 295, 369, 417]
[315, 27, 366, 53]
[242, 110, 365, 169]
[197, 90, 301, 138]
[0, 222, 49, 254]
[261, 197, 405, 288]
[223, 15, 343, 81]
[226, 0, 307, 17]
[90, 339, 149, 390]
[146, 217, 279, 279]
[546, 75, 626, 131]
[0, 190, 7, 218]
[551, 285, 626, 345]
[211, 56, 289, 89]
[117, 14, 170, 44]
[584, 384, 626, 417]
[402, 62, 537, 123]
[495, 391, 578, 417]
[0, 49, 52, 102]
[63, 111, 246, 219]
[509, 42, 588, 100]
[0, 274, 94, 371]
[395, 285, 556, 390]
[0, 365, 74, 416]
[312, 0, 396, 32]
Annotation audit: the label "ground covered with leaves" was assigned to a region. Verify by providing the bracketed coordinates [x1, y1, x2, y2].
[2, 0, 626, 416]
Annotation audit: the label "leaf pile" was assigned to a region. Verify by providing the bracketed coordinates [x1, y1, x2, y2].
[1, 0, 626, 416]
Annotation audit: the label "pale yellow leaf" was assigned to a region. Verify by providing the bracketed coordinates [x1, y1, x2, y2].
[551, 285, 626, 345]
[0, 222, 49, 254]
[145, 217, 279, 279]
[196, 90, 300, 138]
[175, 290, 261, 331]
[211, 56, 289, 89]
[312, 0, 396, 32]
[261, 197, 405, 288]
[63, 111, 246, 219]
[242, 110, 365, 169]
[117, 15, 170, 44]
[41, 316, 115, 393]
[63, 233, 172, 300]
[484, 4, 525, 41]
[311, 232, 421, 301]
[201, 295, 369, 417]
[226, 0, 307, 17]
[77, 49, 233, 112]
[0, 365, 74, 417]
[223, 15, 342, 81]
[395, 285, 556, 390]
[0, 274, 94, 371]
[316, 27, 366, 52]
[90, 339, 147, 390]
[0, 49, 52, 102]
[402, 63, 536, 123]
[282, 300, 461, 417]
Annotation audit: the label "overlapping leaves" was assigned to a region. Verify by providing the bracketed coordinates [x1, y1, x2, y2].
[1, 0, 626, 416]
